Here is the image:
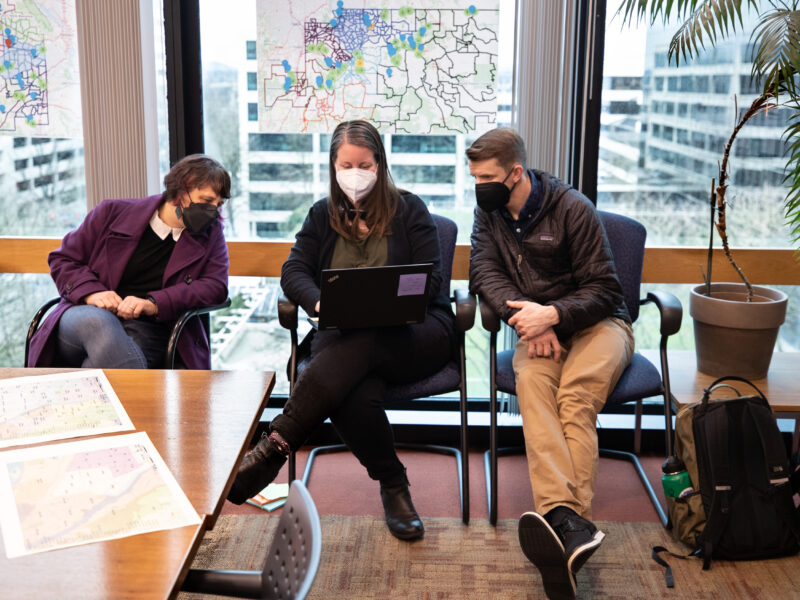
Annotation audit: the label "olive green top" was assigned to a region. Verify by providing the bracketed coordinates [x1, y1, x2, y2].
[330, 234, 388, 269]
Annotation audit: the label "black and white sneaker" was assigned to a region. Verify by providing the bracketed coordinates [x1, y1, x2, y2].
[518, 512, 576, 600]
[549, 509, 605, 575]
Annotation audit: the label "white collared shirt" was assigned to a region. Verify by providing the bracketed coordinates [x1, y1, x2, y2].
[149, 209, 184, 241]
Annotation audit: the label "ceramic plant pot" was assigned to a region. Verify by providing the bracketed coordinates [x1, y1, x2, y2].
[689, 283, 788, 379]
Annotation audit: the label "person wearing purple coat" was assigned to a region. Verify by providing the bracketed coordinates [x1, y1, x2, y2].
[27, 154, 230, 370]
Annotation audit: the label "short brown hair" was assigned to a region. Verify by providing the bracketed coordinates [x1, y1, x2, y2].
[162, 154, 231, 204]
[466, 127, 527, 170]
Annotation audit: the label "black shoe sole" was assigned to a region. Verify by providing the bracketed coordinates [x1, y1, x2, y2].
[568, 529, 605, 574]
[519, 512, 575, 600]
[386, 523, 425, 541]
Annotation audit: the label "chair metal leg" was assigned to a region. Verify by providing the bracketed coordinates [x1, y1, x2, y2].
[301, 442, 468, 520]
[181, 569, 262, 598]
[599, 448, 668, 527]
[488, 332, 499, 526]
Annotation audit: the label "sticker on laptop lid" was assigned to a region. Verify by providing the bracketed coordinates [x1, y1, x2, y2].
[397, 273, 428, 296]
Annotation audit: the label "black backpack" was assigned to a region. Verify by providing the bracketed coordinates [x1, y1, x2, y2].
[654, 376, 800, 583]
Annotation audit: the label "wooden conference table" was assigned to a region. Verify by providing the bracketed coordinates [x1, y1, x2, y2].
[0, 368, 275, 600]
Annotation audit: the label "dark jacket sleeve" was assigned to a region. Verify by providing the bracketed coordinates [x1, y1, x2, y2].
[469, 206, 529, 322]
[148, 224, 229, 322]
[48, 199, 117, 303]
[548, 195, 625, 338]
[280, 201, 328, 315]
[402, 194, 443, 301]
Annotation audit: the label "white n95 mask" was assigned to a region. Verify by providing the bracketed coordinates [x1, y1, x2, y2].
[336, 168, 378, 203]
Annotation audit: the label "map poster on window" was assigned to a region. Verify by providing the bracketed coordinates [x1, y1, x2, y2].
[256, 0, 499, 134]
[0, 0, 82, 138]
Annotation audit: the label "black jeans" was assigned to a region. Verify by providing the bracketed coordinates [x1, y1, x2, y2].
[271, 307, 454, 483]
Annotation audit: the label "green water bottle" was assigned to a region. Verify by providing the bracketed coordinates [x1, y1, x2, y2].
[661, 456, 692, 498]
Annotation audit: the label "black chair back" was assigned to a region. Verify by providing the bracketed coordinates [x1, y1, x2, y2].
[431, 213, 456, 296]
[598, 210, 646, 324]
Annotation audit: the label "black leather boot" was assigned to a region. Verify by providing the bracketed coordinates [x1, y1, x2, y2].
[227, 432, 288, 505]
[380, 477, 424, 541]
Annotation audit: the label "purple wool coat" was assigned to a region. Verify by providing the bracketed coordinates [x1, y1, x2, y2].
[27, 194, 229, 369]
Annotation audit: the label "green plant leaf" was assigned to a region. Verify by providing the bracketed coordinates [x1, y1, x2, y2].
[751, 4, 800, 98]
[782, 105, 800, 244]
[668, 0, 755, 66]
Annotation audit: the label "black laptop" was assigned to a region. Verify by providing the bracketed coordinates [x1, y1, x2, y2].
[316, 263, 433, 330]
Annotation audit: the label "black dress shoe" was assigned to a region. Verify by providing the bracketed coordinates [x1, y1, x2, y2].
[227, 432, 287, 505]
[380, 482, 424, 541]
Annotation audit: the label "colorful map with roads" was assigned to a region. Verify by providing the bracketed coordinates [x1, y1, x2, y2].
[0, 370, 134, 449]
[0, 432, 200, 558]
[0, 0, 81, 137]
[257, 0, 498, 133]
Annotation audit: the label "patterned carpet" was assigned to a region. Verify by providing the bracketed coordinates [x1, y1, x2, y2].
[179, 515, 800, 599]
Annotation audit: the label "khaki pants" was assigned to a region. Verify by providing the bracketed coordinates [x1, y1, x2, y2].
[512, 318, 634, 519]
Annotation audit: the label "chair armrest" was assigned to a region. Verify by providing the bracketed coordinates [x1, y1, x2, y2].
[25, 297, 61, 366]
[277, 292, 298, 330]
[165, 298, 232, 368]
[453, 289, 476, 333]
[641, 290, 683, 337]
[478, 295, 501, 333]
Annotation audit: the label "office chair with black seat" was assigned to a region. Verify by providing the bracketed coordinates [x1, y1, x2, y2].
[24, 297, 231, 369]
[278, 213, 475, 524]
[480, 210, 682, 527]
[181, 480, 322, 600]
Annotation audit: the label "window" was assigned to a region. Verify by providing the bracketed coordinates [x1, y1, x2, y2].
[249, 133, 313, 152]
[393, 165, 456, 184]
[713, 75, 730, 94]
[250, 192, 314, 210]
[250, 163, 313, 181]
[392, 135, 456, 153]
[14, 159, 28, 170]
[197, 0, 515, 394]
[598, 9, 797, 355]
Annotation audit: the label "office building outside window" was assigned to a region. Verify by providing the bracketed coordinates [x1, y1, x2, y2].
[598, 11, 799, 351]
[198, 0, 514, 394]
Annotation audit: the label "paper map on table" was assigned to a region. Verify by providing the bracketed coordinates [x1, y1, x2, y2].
[0, 432, 200, 558]
[0, 370, 134, 449]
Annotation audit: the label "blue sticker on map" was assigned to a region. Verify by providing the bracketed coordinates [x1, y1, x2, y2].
[397, 273, 427, 296]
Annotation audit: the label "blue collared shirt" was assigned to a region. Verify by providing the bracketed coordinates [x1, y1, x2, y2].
[499, 169, 542, 242]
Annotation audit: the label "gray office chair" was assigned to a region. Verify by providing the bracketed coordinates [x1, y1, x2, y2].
[24, 297, 231, 368]
[181, 480, 322, 600]
[279, 214, 475, 523]
[480, 210, 682, 527]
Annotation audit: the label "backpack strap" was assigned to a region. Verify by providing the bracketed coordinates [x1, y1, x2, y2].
[651, 546, 700, 588]
[747, 403, 800, 545]
[703, 376, 767, 405]
[694, 404, 732, 569]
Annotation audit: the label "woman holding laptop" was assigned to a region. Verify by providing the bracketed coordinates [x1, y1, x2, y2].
[228, 120, 455, 541]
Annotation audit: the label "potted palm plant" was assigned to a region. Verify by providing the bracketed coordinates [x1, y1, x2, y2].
[618, 0, 799, 378]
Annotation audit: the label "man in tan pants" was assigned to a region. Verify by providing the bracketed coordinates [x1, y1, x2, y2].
[468, 128, 634, 600]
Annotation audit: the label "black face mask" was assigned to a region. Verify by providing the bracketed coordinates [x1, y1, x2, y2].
[176, 201, 219, 233]
[475, 169, 517, 213]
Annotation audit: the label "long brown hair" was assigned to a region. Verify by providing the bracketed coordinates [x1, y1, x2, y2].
[328, 120, 398, 240]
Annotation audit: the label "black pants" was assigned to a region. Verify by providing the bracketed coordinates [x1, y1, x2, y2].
[271, 307, 454, 483]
